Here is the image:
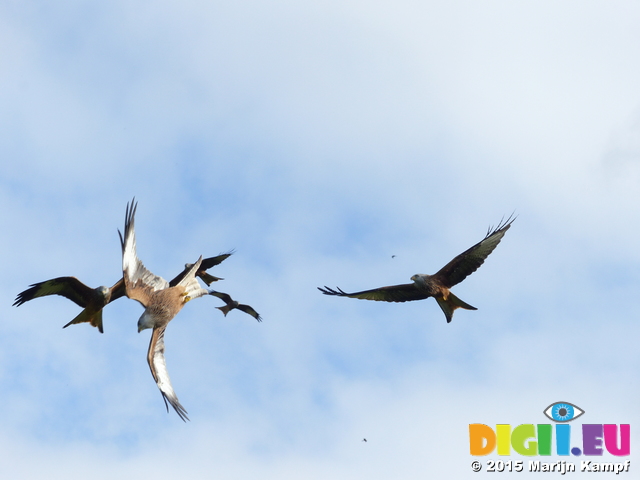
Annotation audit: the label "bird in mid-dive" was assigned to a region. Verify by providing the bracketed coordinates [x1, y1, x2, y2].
[318, 216, 514, 323]
[119, 199, 210, 421]
[13, 252, 234, 334]
[209, 290, 262, 322]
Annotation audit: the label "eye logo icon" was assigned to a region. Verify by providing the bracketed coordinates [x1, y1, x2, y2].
[543, 402, 584, 422]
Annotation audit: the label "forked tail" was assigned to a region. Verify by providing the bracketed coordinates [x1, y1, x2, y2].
[63, 309, 104, 333]
[435, 293, 477, 323]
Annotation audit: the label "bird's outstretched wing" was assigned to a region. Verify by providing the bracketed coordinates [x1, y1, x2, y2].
[433, 215, 515, 288]
[199, 250, 234, 270]
[119, 199, 169, 306]
[318, 284, 429, 303]
[14, 277, 127, 333]
[236, 304, 262, 322]
[169, 251, 234, 287]
[209, 290, 233, 304]
[194, 251, 234, 285]
[13, 277, 96, 308]
[109, 277, 127, 302]
[147, 325, 189, 422]
[176, 256, 209, 300]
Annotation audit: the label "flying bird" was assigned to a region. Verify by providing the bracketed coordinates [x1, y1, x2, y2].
[209, 290, 262, 322]
[184, 251, 234, 286]
[13, 252, 233, 333]
[119, 199, 209, 421]
[13, 277, 126, 333]
[318, 216, 514, 323]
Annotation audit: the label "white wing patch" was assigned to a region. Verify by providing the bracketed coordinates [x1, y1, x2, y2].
[120, 200, 169, 293]
[177, 256, 208, 301]
[149, 326, 189, 421]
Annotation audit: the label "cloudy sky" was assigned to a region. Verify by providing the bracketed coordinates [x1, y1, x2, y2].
[1, 1, 639, 478]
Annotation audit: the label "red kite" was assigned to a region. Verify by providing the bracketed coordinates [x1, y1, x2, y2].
[319, 216, 514, 323]
[209, 290, 262, 322]
[119, 199, 209, 421]
[13, 252, 233, 333]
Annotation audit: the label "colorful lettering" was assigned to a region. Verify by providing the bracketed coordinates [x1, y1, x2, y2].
[512, 424, 537, 456]
[603, 424, 630, 456]
[469, 423, 631, 457]
[556, 424, 570, 456]
[582, 424, 603, 455]
[537, 424, 552, 456]
[469, 424, 495, 456]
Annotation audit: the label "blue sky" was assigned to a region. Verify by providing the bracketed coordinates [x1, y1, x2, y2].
[1, 1, 639, 478]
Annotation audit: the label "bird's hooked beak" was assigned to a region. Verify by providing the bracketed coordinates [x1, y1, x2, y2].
[137, 311, 154, 332]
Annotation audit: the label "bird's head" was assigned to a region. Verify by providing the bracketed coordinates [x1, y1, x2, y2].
[411, 274, 427, 287]
[96, 285, 111, 302]
[137, 311, 155, 332]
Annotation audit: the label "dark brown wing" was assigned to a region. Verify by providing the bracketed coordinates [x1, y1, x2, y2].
[208, 290, 233, 305]
[318, 284, 429, 303]
[199, 250, 234, 270]
[237, 304, 262, 322]
[433, 215, 515, 288]
[108, 278, 127, 302]
[13, 277, 97, 308]
[168, 267, 189, 287]
[169, 251, 233, 287]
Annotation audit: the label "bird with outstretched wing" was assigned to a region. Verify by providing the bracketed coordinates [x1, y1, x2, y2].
[14, 252, 234, 333]
[119, 199, 210, 421]
[319, 216, 514, 323]
[13, 277, 125, 333]
[209, 290, 262, 322]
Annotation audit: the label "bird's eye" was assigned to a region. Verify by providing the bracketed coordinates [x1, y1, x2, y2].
[543, 402, 584, 422]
